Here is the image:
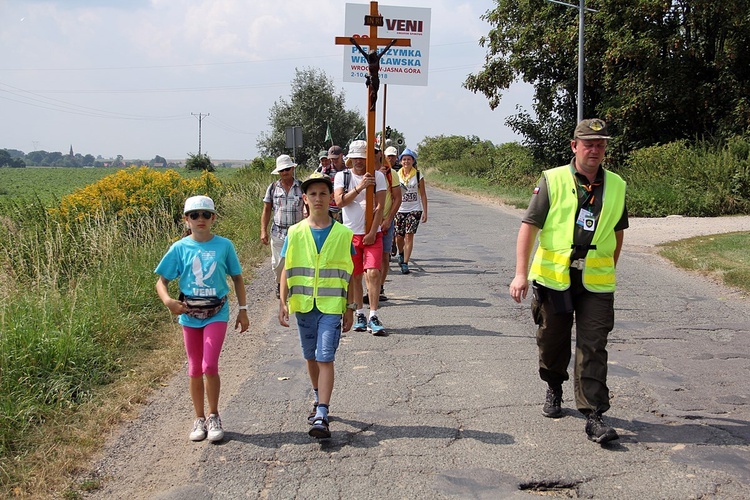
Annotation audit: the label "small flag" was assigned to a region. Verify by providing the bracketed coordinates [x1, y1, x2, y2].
[354, 129, 365, 141]
[324, 123, 332, 144]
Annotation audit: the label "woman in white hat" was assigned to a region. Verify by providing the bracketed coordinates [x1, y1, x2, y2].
[394, 148, 428, 274]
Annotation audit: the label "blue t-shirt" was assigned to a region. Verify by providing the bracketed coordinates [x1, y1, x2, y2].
[155, 234, 242, 327]
[280, 222, 356, 256]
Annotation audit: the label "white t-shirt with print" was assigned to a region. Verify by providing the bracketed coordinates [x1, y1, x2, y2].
[333, 169, 387, 235]
[398, 168, 423, 213]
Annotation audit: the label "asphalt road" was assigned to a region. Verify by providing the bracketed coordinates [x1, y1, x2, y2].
[86, 187, 750, 499]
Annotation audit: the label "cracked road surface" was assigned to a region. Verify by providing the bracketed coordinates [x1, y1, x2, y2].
[85, 188, 750, 499]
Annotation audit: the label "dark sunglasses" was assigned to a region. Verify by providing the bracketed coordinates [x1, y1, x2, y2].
[187, 211, 214, 220]
[278, 167, 293, 172]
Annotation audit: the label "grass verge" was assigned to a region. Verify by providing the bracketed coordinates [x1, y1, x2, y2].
[427, 170, 532, 209]
[659, 232, 750, 294]
[0, 166, 270, 498]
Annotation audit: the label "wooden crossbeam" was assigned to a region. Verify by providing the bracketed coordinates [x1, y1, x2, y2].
[334, 1, 411, 231]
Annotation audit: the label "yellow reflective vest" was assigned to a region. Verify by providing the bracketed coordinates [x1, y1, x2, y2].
[285, 219, 354, 314]
[529, 165, 626, 292]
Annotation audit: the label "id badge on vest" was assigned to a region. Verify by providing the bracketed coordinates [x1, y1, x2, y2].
[576, 208, 596, 232]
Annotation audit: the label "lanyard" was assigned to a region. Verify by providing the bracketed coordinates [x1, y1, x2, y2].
[579, 180, 602, 208]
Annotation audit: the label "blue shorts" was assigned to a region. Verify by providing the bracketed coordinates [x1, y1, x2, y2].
[381, 220, 395, 253]
[295, 307, 342, 362]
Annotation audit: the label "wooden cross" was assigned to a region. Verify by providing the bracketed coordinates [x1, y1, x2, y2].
[335, 1, 411, 231]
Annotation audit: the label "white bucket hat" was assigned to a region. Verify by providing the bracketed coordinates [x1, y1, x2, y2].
[347, 140, 368, 159]
[272, 154, 297, 174]
[384, 146, 398, 157]
[183, 195, 217, 214]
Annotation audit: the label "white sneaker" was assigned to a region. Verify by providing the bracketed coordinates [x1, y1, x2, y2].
[206, 414, 224, 442]
[189, 417, 206, 441]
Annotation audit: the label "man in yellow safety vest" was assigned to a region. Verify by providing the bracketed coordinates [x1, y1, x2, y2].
[509, 118, 628, 444]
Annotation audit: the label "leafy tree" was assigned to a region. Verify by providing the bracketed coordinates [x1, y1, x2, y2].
[150, 155, 167, 168]
[4, 149, 25, 159]
[416, 135, 487, 166]
[1, 149, 25, 168]
[465, 0, 750, 165]
[257, 67, 365, 168]
[186, 153, 215, 172]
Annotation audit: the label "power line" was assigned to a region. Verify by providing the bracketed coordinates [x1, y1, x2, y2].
[0, 81, 188, 121]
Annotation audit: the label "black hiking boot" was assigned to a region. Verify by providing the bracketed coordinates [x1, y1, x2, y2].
[585, 413, 619, 444]
[542, 386, 563, 418]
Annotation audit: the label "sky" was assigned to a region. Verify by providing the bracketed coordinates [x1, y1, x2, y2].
[0, 0, 534, 161]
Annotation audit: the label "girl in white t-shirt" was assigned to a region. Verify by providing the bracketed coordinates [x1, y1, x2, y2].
[394, 149, 428, 274]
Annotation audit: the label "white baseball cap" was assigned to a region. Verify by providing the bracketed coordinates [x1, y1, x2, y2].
[183, 195, 217, 214]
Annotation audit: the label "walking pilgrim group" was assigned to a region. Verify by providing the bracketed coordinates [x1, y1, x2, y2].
[157, 118, 625, 445]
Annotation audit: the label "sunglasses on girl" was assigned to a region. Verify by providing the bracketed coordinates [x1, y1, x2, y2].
[187, 211, 214, 220]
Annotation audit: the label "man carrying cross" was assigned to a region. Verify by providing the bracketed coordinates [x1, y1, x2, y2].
[335, 1, 411, 234]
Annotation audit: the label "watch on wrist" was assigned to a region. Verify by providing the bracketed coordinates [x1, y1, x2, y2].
[346, 302, 358, 311]
[238, 305, 248, 311]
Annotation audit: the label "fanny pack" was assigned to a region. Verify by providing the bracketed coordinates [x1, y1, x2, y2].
[179, 293, 226, 319]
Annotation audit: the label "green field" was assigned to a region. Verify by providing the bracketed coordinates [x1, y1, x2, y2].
[0, 166, 241, 205]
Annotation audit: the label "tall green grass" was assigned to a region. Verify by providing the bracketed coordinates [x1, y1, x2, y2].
[434, 137, 750, 217]
[0, 167, 269, 494]
[616, 138, 750, 216]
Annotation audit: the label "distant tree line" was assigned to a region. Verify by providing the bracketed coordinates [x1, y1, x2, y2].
[1, 149, 174, 168]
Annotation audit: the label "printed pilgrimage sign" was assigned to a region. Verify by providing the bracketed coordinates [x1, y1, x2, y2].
[343, 3, 431, 87]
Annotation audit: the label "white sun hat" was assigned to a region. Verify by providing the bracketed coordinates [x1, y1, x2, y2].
[272, 154, 297, 174]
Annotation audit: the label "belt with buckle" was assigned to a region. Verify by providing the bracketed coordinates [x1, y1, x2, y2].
[570, 258, 585, 270]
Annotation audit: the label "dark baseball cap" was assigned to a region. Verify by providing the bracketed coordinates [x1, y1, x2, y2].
[574, 118, 611, 140]
[327, 145, 343, 159]
[300, 172, 334, 193]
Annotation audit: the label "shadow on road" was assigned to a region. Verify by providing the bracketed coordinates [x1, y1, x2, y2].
[386, 324, 503, 337]
[382, 296, 492, 308]
[222, 418, 515, 452]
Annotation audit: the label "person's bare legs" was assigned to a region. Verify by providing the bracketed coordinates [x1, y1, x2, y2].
[205, 373, 220, 416]
[352, 273, 364, 308]
[316, 362, 334, 407]
[306, 359, 320, 389]
[380, 252, 390, 287]
[403, 233, 415, 263]
[365, 268, 381, 311]
[189, 376, 205, 418]
[396, 234, 405, 256]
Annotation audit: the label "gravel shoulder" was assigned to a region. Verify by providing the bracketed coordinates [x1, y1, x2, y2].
[624, 214, 750, 249]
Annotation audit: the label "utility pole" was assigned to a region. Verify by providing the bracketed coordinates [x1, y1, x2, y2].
[547, 0, 596, 123]
[191, 112, 210, 155]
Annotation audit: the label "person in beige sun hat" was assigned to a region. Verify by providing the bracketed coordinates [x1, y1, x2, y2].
[261, 154, 305, 298]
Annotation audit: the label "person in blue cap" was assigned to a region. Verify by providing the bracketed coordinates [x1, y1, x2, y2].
[394, 148, 428, 274]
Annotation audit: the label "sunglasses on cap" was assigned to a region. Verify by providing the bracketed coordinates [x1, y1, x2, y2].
[187, 211, 214, 220]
